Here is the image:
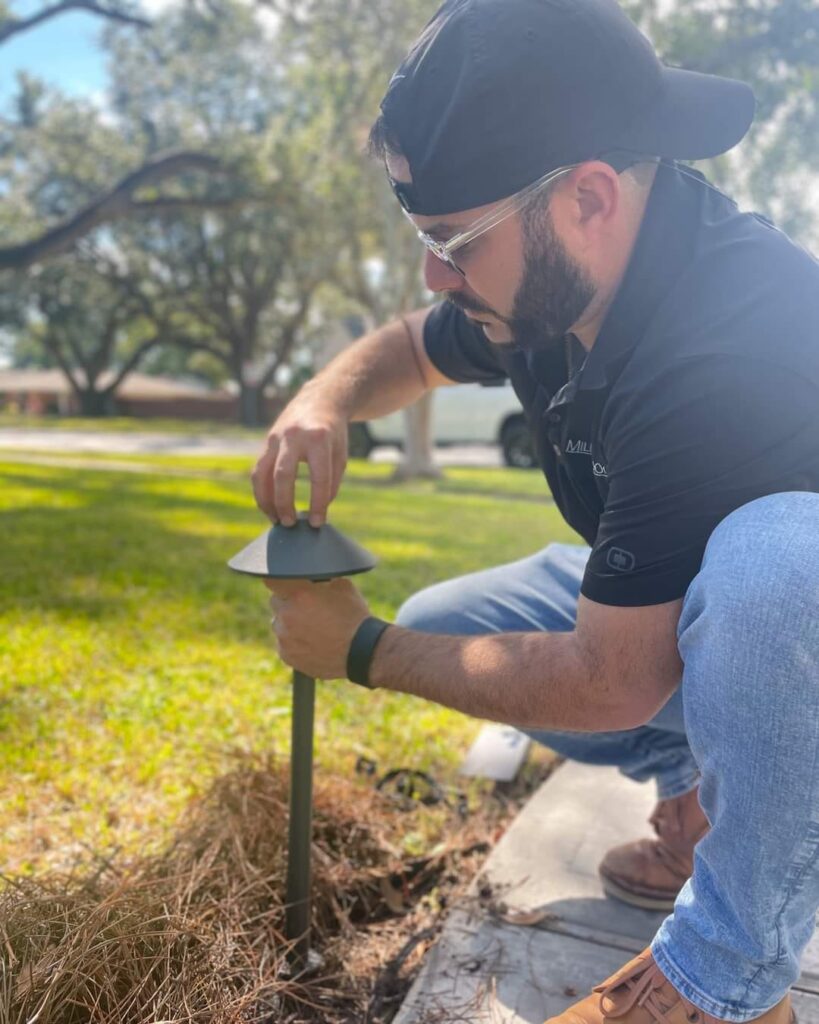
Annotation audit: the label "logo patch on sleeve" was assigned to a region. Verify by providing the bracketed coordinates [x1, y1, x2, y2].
[606, 547, 636, 572]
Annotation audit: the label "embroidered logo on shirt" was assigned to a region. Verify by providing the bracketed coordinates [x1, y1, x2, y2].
[566, 439, 592, 455]
[566, 438, 607, 477]
[606, 548, 636, 572]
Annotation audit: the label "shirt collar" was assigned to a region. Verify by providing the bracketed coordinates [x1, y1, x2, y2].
[578, 160, 737, 390]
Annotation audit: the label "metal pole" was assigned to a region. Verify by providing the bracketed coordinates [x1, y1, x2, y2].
[285, 669, 315, 968]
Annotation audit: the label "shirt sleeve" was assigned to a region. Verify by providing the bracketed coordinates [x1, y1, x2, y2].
[422, 301, 508, 383]
[581, 355, 819, 607]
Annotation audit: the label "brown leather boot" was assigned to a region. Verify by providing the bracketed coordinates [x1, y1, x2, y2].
[544, 947, 795, 1024]
[599, 785, 709, 911]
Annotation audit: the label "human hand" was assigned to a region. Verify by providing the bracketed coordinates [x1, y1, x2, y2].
[265, 578, 371, 680]
[252, 397, 348, 528]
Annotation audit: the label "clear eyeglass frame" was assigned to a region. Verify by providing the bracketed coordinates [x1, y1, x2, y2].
[404, 162, 578, 276]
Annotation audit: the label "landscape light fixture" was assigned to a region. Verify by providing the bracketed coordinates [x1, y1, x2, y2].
[228, 514, 377, 968]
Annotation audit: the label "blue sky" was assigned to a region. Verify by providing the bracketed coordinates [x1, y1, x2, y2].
[0, 3, 110, 106]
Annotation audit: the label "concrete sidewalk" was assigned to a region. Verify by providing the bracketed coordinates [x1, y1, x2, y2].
[0, 427, 261, 456]
[396, 763, 819, 1023]
[0, 427, 502, 466]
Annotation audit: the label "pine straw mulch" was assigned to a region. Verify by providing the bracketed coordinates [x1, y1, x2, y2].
[0, 753, 557, 1024]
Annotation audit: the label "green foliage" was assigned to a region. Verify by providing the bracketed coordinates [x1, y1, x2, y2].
[0, 0, 816, 406]
[94, 2, 350, 423]
[104, 0, 282, 162]
[272, 0, 439, 321]
[623, 0, 819, 244]
[0, 454, 575, 873]
[0, 88, 143, 245]
[10, 257, 163, 412]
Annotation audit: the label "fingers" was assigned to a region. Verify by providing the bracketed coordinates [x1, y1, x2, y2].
[269, 592, 284, 629]
[251, 421, 346, 527]
[271, 444, 299, 526]
[267, 584, 304, 663]
[265, 579, 307, 597]
[306, 441, 332, 527]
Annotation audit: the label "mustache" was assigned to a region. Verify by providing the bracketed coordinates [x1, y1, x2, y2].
[445, 292, 498, 319]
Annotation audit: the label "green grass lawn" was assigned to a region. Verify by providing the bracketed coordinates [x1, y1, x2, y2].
[0, 453, 579, 874]
[0, 413, 263, 436]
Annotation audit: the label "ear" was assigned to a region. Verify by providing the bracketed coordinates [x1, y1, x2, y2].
[562, 161, 620, 239]
[386, 151, 413, 184]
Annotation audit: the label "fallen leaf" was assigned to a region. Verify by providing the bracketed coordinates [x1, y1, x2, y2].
[379, 876, 408, 915]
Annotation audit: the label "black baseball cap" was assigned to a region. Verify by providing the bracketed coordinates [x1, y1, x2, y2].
[379, 0, 755, 216]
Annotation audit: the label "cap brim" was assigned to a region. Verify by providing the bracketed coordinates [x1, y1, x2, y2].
[620, 67, 755, 161]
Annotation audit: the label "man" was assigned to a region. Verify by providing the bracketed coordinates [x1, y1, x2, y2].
[252, 0, 819, 1021]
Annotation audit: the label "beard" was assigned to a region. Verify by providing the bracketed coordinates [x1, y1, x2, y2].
[508, 204, 597, 351]
[447, 204, 596, 354]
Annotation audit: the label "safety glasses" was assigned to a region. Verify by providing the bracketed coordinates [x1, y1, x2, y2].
[404, 163, 577, 275]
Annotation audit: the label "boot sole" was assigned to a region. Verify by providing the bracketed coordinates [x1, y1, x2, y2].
[600, 875, 678, 912]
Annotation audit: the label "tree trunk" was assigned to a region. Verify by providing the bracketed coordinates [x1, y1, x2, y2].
[238, 380, 264, 427]
[392, 391, 442, 481]
[77, 388, 114, 417]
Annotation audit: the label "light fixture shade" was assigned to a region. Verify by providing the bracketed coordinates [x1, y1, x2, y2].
[228, 514, 377, 580]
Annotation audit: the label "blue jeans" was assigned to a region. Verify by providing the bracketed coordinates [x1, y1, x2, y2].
[396, 492, 819, 1021]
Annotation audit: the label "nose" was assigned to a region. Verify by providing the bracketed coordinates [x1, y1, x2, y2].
[423, 250, 464, 293]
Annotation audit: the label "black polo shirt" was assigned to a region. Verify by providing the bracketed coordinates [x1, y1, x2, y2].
[422, 161, 819, 607]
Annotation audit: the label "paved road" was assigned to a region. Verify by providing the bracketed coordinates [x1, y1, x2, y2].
[0, 428, 503, 467]
[0, 428, 262, 456]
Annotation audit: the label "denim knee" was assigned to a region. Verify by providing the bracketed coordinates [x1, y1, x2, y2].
[657, 492, 819, 1016]
[395, 580, 471, 633]
[395, 543, 590, 636]
[679, 491, 819, 650]
[395, 587, 438, 631]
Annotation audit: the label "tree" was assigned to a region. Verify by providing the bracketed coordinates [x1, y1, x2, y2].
[625, 0, 819, 246]
[18, 257, 162, 415]
[272, 0, 443, 475]
[112, 204, 325, 425]
[0, 73, 247, 408]
[0, 0, 254, 414]
[0, 1, 232, 273]
[86, 0, 342, 425]
[0, 0, 148, 45]
[0, 0, 307, 417]
[5, 0, 815, 430]
[0, 147, 228, 273]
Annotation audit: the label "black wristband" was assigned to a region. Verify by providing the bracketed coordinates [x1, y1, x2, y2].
[346, 616, 391, 689]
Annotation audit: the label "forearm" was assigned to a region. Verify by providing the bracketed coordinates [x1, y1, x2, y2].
[253, 309, 446, 523]
[300, 313, 434, 423]
[370, 626, 630, 732]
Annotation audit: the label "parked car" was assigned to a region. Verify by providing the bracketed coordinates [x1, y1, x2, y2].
[348, 379, 537, 468]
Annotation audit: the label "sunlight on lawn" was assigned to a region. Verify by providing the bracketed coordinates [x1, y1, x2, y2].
[0, 456, 579, 873]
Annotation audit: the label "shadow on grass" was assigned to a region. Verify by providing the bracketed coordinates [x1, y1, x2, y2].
[0, 468, 271, 640]
[345, 473, 555, 505]
[0, 467, 496, 644]
[0, 464, 575, 641]
[0, 461, 573, 823]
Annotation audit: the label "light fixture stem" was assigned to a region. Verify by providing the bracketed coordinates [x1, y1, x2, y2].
[285, 670, 315, 967]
